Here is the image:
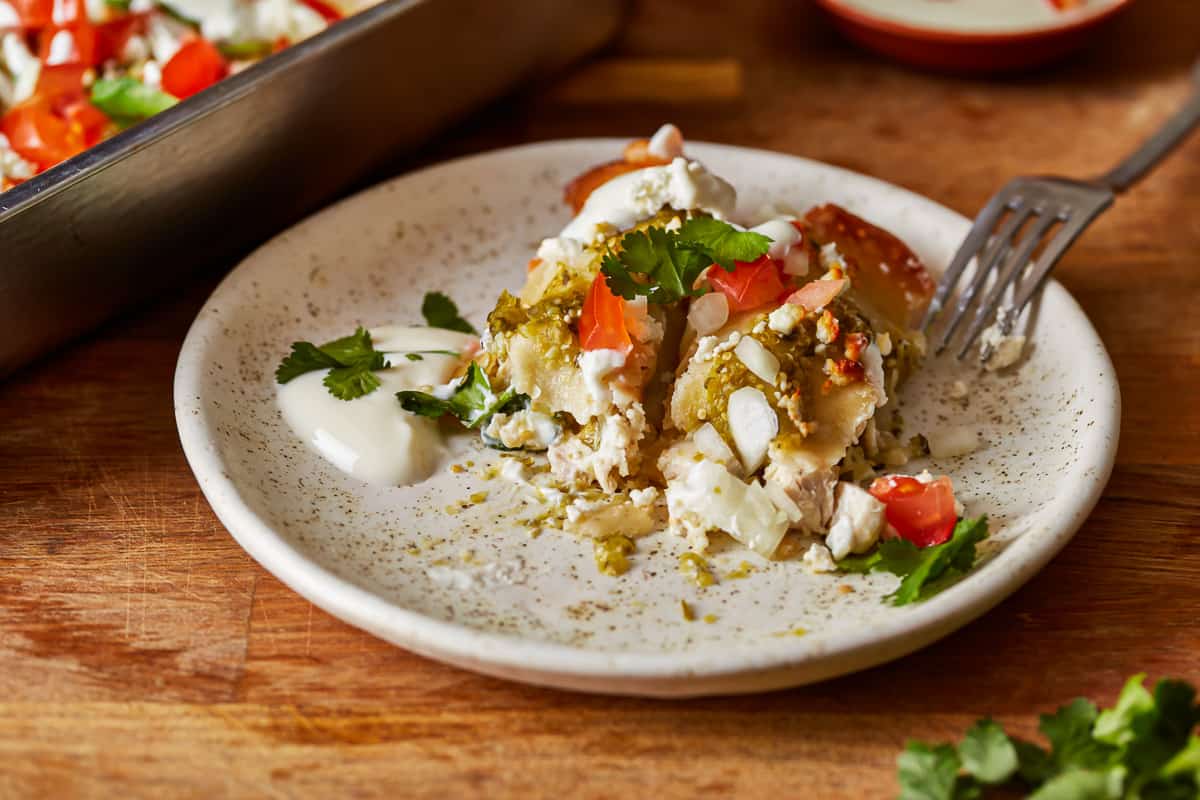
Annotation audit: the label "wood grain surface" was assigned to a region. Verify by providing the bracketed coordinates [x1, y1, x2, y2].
[3, 1, 1199, 797]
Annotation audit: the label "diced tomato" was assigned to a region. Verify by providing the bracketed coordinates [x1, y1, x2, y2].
[161, 38, 227, 100]
[36, 63, 89, 102]
[579, 273, 632, 354]
[60, 98, 109, 146]
[95, 15, 143, 63]
[39, 23, 98, 67]
[298, 0, 342, 22]
[10, 0, 54, 27]
[0, 99, 84, 170]
[869, 475, 958, 548]
[787, 278, 846, 312]
[707, 255, 787, 312]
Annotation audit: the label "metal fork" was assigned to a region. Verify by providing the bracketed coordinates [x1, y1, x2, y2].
[923, 59, 1200, 362]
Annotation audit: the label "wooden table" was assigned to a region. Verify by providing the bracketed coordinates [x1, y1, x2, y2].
[3, 2, 1198, 796]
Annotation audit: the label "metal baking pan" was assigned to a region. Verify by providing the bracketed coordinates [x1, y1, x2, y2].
[0, 0, 625, 378]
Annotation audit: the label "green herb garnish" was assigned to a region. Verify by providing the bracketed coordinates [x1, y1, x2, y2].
[397, 363, 525, 429]
[90, 78, 178, 122]
[422, 292, 477, 334]
[897, 674, 1200, 799]
[600, 217, 772, 304]
[839, 516, 989, 606]
[275, 327, 389, 400]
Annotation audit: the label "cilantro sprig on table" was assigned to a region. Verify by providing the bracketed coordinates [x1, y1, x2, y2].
[397, 363, 526, 429]
[839, 516, 989, 606]
[275, 327, 389, 400]
[601, 217, 773, 304]
[898, 674, 1200, 800]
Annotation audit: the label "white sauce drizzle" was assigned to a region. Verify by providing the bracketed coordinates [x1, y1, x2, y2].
[276, 325, 476, 487]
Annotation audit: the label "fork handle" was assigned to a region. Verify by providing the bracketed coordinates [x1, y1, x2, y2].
[1098, 60, 1200, 192]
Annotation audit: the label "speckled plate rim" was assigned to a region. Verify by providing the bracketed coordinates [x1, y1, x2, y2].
[174, 139, 1120, 697]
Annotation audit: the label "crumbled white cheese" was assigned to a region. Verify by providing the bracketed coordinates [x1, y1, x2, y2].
[665, 458, 789, 557]
[499, 457, 530, 483]
[948, 379, 969, 399]
[767, 302, 803, 334]
[815, 312, 838, 343]
[803, 543, 838, 573]
[727, 386, 778, 474]
[535, 235, 589, 271]
[646, 123, 684, 160]
[548, 404, 647, 492]
[560, 156, 737, 244]
[121, 34, 150, 63]
[146, 12, 187, 64]
[695, 329, 742, 363]
[734, 336, 780, 385]
[819, 242, 844, 270]
[427, 558, 526, 592]
[927, 426, 979, 459]
[566, 496, 608, 523]
[141, 59, 163, 89]
[980, 321, 1026, 371]
[825, 482, 886, 560]
[629, 487, 659, 507]
[579, 348, 628, 409]
[483, 409, 561, 451]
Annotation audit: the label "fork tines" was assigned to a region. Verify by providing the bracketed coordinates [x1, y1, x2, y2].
[921, 176, 1113, 361]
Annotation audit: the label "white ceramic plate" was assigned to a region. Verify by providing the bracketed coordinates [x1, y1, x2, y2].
[175, 140, 1119, 697]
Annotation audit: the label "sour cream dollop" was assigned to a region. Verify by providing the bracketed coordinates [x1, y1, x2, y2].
[276, 325, 476, 486]
[559, 156, 737, 244]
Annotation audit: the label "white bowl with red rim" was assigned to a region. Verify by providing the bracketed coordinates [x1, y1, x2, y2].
[814, 0, 1135, 73]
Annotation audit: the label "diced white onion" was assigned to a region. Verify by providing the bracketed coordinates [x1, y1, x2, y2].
[734, 336, 780, 385]
[688, 291, 728, 336]
[727, 386, 778, 474]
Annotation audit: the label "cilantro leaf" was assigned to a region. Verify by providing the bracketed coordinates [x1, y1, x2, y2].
[1041, 699, 1116, 773]
[898, 675, 1200, 800]
[959, 718, 1019, 784]
[397, 363, 525, 430]
[422, 292, 478, 334]
[1015, 738, 1058, 785]
[275, 341, 341, 383]
[600, 218, 772, 305]
[1095, 674, 1156, 747]
[1028, 768, 1125, 800]
[276, 327, 390, 400]
[1123, 680, 1200, 788]
[313, 327, 378, 365]
[678, 216, 774, 270]
[898, 742, 968, 800]
[838, 516, 989, 605]
[323, 352, 387, 400]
